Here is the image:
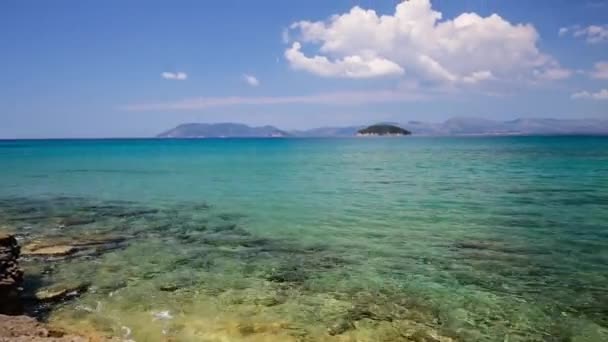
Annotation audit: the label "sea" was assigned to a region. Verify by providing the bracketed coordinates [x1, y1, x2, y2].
[0, 136, 607, 341]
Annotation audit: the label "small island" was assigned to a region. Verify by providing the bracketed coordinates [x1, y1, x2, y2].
[357, 124, 411, 136]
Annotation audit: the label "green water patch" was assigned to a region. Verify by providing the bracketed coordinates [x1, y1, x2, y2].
[1, 195, 607, 341]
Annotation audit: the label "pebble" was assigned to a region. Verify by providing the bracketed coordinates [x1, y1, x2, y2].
[152, 310, 173, 320]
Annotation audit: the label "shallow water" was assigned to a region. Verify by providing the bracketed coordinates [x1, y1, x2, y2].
[1, 137, 607, 341]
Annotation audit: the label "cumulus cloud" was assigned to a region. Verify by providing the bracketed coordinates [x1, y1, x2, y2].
[161, 72, 188, 80]
[559, 25, 608, 43]
[121, 90, 425, 111]
[285, 0, 566, 85]
[243, 74, 260, 86]
[571, 89, 608, 100]
[285, 42, 404, 78]
[462, 70, 495, 84]
[533, 67, 572, 80]
[591, 61, 608, 79]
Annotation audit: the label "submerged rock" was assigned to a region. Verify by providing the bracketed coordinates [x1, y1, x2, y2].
[265, 266, 308, 284]
[0, 233, 23, 314]
[56, 217, 96, 227]
[152, 310, 173, 320]
[23, 244, 76, 257]
[159, 284, 179, 292]
[327, 318, 354, 336]
[254, 295, 283, 307]
[0, 314, 95, 341]
[34, 283, 89, 302]
[22, 235, 128, 260]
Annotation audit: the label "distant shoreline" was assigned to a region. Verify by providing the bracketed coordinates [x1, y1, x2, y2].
[3, 133, 608, 141]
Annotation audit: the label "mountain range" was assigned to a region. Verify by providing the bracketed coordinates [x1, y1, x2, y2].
[157, 118, 608, 138]
[157, 123, 289, 138]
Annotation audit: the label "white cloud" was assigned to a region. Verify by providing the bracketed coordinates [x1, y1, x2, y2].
[243, 74, 260, 86]
[285, 42, 404, 78]
[533, 67, 572, 80]
[161, 72, 188, 80]
[560, 25, 608, 43]
[121, 89, 426, 111]
[462, 70, 495, 84]
[591, 61, 608, 79]
[571, 89, 608, 100]
[285, 0, 565, 85]
[281, 28, 290, 43]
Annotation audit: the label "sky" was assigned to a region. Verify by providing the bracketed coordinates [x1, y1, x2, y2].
[1, 0, 608, 138]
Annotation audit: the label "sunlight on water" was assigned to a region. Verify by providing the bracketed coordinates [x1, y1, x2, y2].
[1, 137, 607, 341]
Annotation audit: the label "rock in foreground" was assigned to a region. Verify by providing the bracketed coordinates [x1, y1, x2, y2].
[0, 314, 94, 341]
[0, 233, 23, 315]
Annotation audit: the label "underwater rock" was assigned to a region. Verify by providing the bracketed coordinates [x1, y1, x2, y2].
[327, 318, 355, 336]
[110, 208, 159, 218]
[23, 244, 76, 257]
[151, 310, 173, 320]
[0, 232, 24, 315]
[22, 235, 128, 260]
[265, 265, 308, 284]
[393, 321, 455, 342]
[0, 314, 95, 341]
[159, 284, 179, 292]
[56, 217, 96, 227]
[253, 294, 285, 307]
[568, 320, 608, 342]
[34, 283, 88, 302]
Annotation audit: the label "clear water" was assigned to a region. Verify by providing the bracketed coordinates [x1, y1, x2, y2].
[0, 137, 607, 341]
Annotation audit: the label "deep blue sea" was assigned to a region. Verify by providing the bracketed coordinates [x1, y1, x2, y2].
[1, 137, 607, 341]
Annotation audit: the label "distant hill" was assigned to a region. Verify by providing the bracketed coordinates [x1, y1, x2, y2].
[357, 124, 411, 136]
[157, 118, 608, 138]
[290, 125, 364, 137]
[157, 123, 289, 138]
[408, 117, 608, 135]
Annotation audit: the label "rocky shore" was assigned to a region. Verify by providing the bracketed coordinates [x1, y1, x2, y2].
[0, 233, 107, 342]
[0, 233, 23, 315]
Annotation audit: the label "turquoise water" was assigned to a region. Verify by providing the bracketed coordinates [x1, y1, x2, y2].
[0, 137, 607, 341]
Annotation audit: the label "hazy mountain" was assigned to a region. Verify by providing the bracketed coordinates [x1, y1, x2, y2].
[498, 118, 608, 135]
[157, 123, 289, 138]
[401, 118, 608, 136]
[290, 126, 364, 137]
[429, 117, 608, 135]
[158, 118, 608, 138]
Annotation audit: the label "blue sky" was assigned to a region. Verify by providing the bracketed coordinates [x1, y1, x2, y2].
[1, 0, 608, 138]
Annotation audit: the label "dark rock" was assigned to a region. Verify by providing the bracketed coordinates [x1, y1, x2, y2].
[265, 265, 308, 284]
[0, 233, 24, 315]
[159, 284, 179, 292]
[238, 323, 256, 336]
[111, 208, 159, 218]
[57, 217, 95, 227]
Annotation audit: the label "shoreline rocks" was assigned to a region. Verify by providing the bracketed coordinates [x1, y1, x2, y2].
[0, 233, 107, 341]
[34, 283, 89, 303]
[0, 314, 113, 342]
[22, 235, 128, 260]
[0, 233, 24, 315]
